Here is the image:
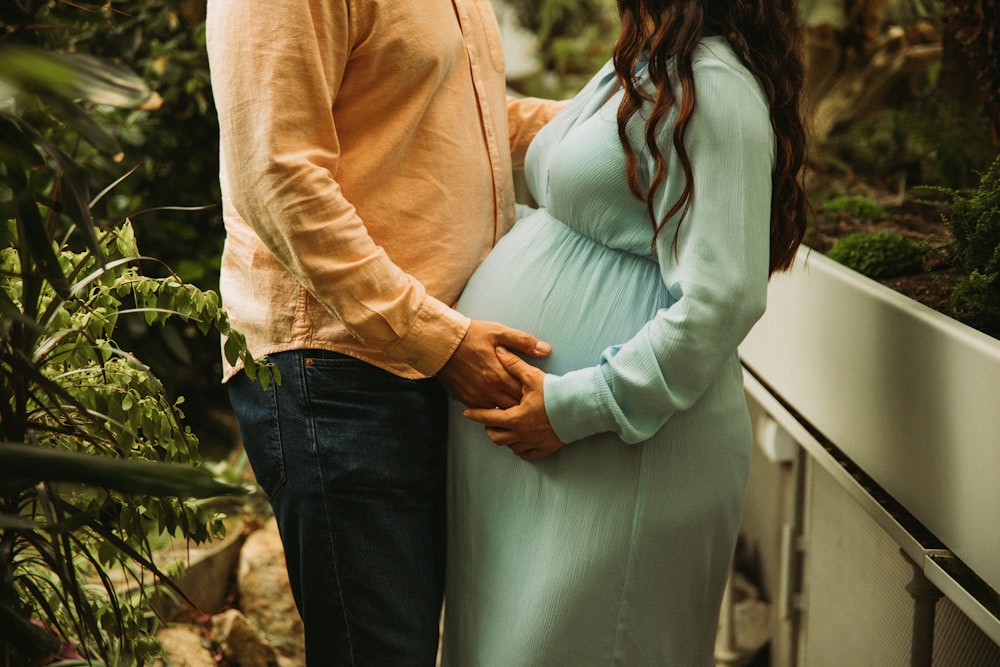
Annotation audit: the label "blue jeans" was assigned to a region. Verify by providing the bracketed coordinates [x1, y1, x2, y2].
[228, 350, 447, 666]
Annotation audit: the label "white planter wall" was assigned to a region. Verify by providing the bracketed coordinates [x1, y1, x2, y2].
[740, 249, 1000, 590]
[739, 248, 1000, 601]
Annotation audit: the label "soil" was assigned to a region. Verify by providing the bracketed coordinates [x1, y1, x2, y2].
[802, 165, 958, 318]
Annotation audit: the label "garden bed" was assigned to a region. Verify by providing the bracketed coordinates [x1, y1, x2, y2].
[804, 166, 959, 318]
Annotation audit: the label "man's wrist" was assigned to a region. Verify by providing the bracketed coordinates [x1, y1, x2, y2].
[384, 297, 471, 376]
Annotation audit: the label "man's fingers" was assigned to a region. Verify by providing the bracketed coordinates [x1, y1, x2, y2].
[495, 327, 551, 358]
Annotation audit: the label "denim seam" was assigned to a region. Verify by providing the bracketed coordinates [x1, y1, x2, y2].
[266, 363, 287, 497]
[300, 353, 357, 666]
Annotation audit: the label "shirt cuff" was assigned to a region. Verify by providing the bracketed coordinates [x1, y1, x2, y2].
[543, 366, 616, 444]
[384, 296, 471, 376]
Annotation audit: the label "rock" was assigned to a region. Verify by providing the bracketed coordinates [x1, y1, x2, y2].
[107, 517, 246, 621]
[715, 572, 771, 665]
[212, 608, 280, 667]
[237, 517, 305, 663]
[154, 625, 216, 667]
[164, 518, 247, 617]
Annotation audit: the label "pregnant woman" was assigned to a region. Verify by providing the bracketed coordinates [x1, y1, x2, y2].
[442, 0, 808, 665]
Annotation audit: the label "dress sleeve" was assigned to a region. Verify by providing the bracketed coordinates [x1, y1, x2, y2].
[542, 61, 775, 444]
[207, 0, 469, 375]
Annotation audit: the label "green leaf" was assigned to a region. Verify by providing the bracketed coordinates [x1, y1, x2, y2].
[17, 195, 71, 299]
[70, 256, 140, 299]
[42, 93, 122, 156]
[0, 45, 157, 110]
[0, 442, 248, 498]
[0, 513, 43, 530]
[223, 335, 241, 366]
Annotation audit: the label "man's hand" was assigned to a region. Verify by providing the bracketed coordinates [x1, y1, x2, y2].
[463, 346, 564, 460]
[438, 321, 551, 409]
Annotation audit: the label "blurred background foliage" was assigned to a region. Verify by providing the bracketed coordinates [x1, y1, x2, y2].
[2, 0, 216, 283]
[502, 0, 619, 97]
[506, 0, 997, 189]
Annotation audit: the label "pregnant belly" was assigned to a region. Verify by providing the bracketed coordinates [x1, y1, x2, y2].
[456, 210, 670, 376]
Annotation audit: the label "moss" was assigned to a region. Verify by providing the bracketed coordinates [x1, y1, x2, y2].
[822, 195, 889, 222]
[826, 230, 925, 279]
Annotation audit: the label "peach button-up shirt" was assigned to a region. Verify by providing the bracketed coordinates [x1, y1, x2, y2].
[207, 0, 563, 380]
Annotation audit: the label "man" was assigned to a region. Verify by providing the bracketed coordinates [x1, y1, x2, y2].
[206, 0, 563, 664]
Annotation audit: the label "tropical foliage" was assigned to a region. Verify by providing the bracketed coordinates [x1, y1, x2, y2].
[0, 0, 995, 661]
[0, 39, 265, 666]
[2, 1, 231, 449]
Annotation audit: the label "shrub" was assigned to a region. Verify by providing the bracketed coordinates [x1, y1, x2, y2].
[826, 230, 926, 278]
[943, 153, 1000, 336]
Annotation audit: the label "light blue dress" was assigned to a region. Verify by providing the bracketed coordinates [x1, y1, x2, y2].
[443, 37, 775, 666]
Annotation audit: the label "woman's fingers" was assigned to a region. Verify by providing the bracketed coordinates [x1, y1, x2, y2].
[463, 375, 562, 458]
[485, 426, 517, 446]
[464, 406, 509, 426]
[494, 345, 541, 385]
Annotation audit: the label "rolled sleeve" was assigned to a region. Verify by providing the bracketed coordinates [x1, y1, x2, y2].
[210, 0, 467, 372]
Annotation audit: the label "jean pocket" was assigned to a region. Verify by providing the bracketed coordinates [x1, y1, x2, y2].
[303, 357, 447, 490]
[229, 371, 287, 498]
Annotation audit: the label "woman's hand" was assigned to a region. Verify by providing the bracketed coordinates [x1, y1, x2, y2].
[463, 346, 565, 460]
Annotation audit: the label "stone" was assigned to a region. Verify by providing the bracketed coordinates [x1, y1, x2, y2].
[154, 625, 216, 667]
[148, 516, 246, 620]
[237, 517, 306, 663]
[212, 608, 280, 667]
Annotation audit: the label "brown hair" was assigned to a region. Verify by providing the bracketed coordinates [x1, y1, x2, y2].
[613, 0, 808, 275]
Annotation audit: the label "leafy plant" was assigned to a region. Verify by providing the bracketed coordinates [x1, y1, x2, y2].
[826, 230, 926, 278]
[3, 0, 220, 282]
[941, 153, 1000, 336]
[3, 1, 233, 447]
[0, 44, 268, 665]
[822, 194, 889, 222]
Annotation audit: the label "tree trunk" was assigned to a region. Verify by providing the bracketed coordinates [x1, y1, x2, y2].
[944, 0, 999, 140]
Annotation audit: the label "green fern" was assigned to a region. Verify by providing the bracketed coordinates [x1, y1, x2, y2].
[942, 153, 1000, 336]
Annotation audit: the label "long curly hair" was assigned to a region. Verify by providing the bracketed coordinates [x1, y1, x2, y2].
[613, 0, 808, 275]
